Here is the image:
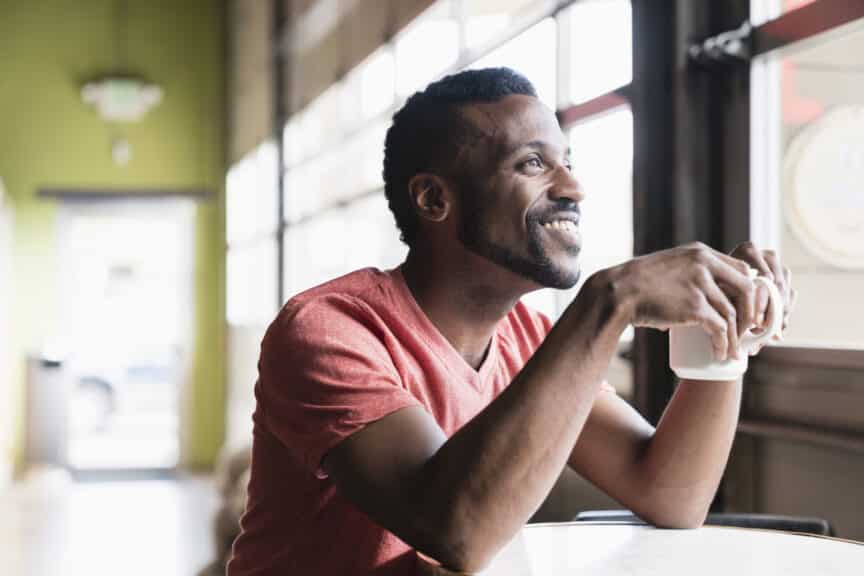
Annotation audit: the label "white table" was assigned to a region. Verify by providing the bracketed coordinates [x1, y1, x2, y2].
[419, 522, 864, 575]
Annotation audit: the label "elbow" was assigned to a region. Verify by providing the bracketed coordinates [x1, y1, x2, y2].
[419, 522, 500, 573]
[641, 504, 708, 530]
[428, 540, 495, 574]
[412, 508, 503, 573]
[649, 513, 706, 530]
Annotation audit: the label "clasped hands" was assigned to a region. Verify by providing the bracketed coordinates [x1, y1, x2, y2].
[617, 241, 796, 361]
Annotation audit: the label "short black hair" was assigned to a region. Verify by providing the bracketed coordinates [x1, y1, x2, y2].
[382, 67, 537, 247]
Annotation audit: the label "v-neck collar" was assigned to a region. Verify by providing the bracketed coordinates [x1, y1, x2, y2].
[390, 266, 499, 390]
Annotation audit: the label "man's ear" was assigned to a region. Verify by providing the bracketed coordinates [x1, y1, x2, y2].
[408, 173, 453, 223]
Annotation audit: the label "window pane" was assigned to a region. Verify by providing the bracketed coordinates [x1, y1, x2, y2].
[468, 18, 557, 108]
[751, 20, 864, 348]
[561, 0, 632, 105]
[227, 239, 278, 325]
[282, 214, 346, 298]
[282, 119, 389, 224]
[395, 1, 460, 98]
[282, 84, 345, 169]
[462, 0, 555, 51]
[306, 84, 344, 157]
[281, 195, 406, 300]
[227, 140, 278, 246]
[282, 158, 326, 223]
[342, 46, 395, 130]
[351, 119, 389, 193]
[282, 116, 303, 167]
[341, 194, 407, 272]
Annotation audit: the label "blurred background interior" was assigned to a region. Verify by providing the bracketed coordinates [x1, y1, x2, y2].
[0, 0, 862, 574]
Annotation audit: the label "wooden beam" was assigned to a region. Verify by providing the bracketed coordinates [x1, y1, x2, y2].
[753, 0, 864, 57]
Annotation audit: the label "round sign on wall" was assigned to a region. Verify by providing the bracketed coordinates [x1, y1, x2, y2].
[783, 106, 864, 269]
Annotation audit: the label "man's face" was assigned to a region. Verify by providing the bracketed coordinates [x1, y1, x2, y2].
[453, 95, 584, 290]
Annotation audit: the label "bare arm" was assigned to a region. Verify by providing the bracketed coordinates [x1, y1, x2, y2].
[568, 379, 741, 528]
[324, 242, 789, 571]
[325, 271, 628, 572]
[568, 241, 792, 527]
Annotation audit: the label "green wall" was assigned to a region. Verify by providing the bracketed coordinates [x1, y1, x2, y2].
[0, 0, 226, 470]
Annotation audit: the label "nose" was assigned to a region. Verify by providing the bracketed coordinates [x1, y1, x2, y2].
[548, 165, 585, 204]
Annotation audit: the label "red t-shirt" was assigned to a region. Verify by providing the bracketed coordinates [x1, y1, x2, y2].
[228, 266, 555, 575]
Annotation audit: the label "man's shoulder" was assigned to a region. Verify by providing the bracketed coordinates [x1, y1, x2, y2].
[268, 267, 397, 338]
[290, 267, 392, 307]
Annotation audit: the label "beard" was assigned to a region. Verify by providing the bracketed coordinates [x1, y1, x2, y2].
[457, 183, 581, 290]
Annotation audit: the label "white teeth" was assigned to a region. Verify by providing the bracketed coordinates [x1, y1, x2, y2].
[542, 220, 577, 232]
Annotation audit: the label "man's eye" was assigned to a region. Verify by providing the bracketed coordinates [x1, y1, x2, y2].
[522, 157, 544, 170]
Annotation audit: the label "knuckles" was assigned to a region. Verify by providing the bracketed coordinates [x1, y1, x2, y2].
[685, 242, 712, 265]
[692, 266, 712, 286]
[685, 292, 705, 315]
[734, 241, 758, 255]
[732, 259, 751, 274]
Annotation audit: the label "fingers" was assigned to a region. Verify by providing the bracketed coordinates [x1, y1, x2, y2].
[697, 274, 739, 360]
[682, 243, 756, 347]
[695, 293, 730, 361]
[729, 242, 795, 339]
[763, 250, 789, 299]
[754, 282, 770, 328]
[731, 241, 774, 281]
[704, 252, 757, 337]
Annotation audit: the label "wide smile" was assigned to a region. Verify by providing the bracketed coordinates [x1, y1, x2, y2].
[539, 219, 582, 248]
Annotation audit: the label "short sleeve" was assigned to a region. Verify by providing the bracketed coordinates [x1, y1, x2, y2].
[258, 296, 421, 478]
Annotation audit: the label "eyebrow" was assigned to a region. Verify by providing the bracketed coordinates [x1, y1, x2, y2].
[504, 139, 571, 159]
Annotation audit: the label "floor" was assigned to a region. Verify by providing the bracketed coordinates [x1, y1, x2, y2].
[0, 469, 218, 576]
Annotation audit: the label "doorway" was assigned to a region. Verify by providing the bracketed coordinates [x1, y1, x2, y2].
[56, 198, 195, 472]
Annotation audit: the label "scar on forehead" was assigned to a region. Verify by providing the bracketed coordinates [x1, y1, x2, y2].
[447, 106, 500, 171]
[458, 106, 501, 142]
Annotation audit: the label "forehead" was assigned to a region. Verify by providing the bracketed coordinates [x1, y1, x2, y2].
[458, 94, 567, 159]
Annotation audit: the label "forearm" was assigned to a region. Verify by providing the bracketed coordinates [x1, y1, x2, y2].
[636, 378, 742, 527]
[409, 272, 628, 570]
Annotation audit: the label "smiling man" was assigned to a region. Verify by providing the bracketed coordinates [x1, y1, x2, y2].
[228, 68, 793, 575]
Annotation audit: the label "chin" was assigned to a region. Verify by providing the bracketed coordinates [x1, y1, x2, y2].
[460, 233, 581, 291]
[536, 265, 580, 290]
[516, 257, 581, 290]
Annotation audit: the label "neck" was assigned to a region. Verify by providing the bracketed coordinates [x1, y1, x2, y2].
[401, 246, 527, 369]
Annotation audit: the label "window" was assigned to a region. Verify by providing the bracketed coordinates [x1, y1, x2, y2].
[468, 17, 558, 108]
[560, 0, 632, 106]
[226, 141, 279, 245]
[281, 196, 407, 300]
[342, 46, 396, 130]
[462, 0, 553, 50]
[751, 16, 864, 349]
[394, 1, 460, 99]
[227, 240, 278, 325]
[226, 140, 279, 325]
